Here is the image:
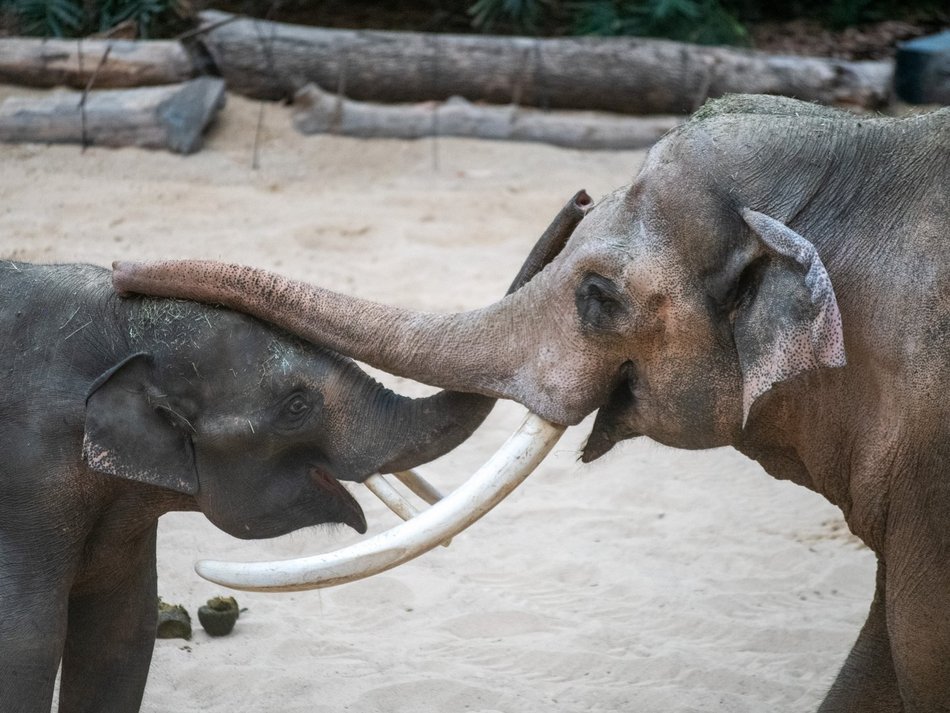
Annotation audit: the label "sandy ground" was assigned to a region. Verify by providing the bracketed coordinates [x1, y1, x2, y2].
[0, 88, 875, 713]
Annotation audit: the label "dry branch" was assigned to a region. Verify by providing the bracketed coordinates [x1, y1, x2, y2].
[293, 83, 683, 150]
[201, 10, 892, 112]
[0, 77, 225, 154]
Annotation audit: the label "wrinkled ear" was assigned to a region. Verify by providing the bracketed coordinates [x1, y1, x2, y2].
[83, 352, 199, 495]
[735, 209, 846, 425]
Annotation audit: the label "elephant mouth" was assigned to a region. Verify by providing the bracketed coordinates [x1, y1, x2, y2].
[581, 372, 640, 463]
[310, 467, 368, 534]
[581, 409, 625, 463]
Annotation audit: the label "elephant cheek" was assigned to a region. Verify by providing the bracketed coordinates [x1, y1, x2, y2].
[189, 456, 275, 538]
[615, 355, 733, 451]
[661, 372, 741, 448]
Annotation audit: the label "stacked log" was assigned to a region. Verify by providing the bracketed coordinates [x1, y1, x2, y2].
[0, 38, 194, 89]
[0, 77, 225, 153]
[198, 10, 892, 113]
[0, 14, 910, 152]
[0, 13, 893, 113]
[293, 83, 683, 150]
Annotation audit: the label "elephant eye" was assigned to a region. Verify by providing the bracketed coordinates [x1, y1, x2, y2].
[576, 273, 625, 330]
[286, 395, 310, 415]
[276, 392, 313, 428]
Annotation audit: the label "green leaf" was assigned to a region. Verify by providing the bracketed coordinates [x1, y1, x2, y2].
[11, 0, 84, 37]
[468, 0, 548, 33]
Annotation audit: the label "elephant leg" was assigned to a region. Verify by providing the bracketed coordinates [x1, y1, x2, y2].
[0, 533, 74, 713]
[884, 482, 950, 713]
[818, 561, 903, 712]
[58, 527, 159, 713]
[0, 597, 68, 713]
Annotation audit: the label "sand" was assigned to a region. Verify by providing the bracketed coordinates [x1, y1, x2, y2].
[0, 89, 875, 713]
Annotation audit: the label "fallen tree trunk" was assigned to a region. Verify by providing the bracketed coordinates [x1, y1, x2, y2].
[200, 10, 892, 112]
[293, 83, 683, 150]
[0, 38, 195, 89]
[0, 77, 225, 153]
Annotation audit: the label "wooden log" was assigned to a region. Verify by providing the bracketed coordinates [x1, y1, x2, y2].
[292, 83, 683, 150]
[0, 77, 225, 154]
[199, 10, 892, 112]
[0, 38, 195, 89]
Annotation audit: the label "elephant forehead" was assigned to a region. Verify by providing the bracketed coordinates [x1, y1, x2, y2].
[570, 206, 685, 280]
[575, 181, 694, 251]
[259, 339, 300, 376]
[182, 329, 325, 390]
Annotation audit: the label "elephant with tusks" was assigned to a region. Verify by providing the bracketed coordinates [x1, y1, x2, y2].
[115, 96, 950, 713]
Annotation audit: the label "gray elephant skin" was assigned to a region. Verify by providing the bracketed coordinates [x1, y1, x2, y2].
[114, 96, 950, 711]
[0, 261, 508, 712]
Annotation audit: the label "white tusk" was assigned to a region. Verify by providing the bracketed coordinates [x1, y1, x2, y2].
[364, 473, 422, 521]
[194, 412, 565, 592]
[392, 469, 444, 505]
[364, 473, 451, 547]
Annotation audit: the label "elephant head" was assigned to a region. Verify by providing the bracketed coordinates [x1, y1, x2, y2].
[83, 324, 381, 539]
[101, 191, 590, 543]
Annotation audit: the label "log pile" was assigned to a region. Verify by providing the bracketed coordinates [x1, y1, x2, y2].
[0, 12, 894, 113]
[0, 13, 921, 152]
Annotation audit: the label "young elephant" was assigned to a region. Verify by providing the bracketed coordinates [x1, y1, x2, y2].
[1, 191, 586, 713]
[0, 263, 447, 712]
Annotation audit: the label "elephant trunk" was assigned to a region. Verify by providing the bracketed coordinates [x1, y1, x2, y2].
[113, 191, 591, 427]
[115, 263, 524, 400]
[313, 189, 590, 472]
[374, 389, 494, 475]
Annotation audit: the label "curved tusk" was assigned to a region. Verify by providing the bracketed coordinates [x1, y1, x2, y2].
[194, 412, 565, 592]
[364, 473, 451, 547]
[364, 473, 423, 522]
[392, 469, 444, 505]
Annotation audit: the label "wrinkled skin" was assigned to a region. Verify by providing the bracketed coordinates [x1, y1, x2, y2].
[114, 96, 950, 711]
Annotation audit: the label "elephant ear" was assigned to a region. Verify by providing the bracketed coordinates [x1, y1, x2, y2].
[734, 209, 846, 425]
[83, 352, 199, 495]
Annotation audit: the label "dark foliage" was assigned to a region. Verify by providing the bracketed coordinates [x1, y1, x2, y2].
[0, 0, 194, 37]
[1, 0, 945, 45]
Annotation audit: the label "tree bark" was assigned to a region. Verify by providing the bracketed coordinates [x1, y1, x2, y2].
[293, 83, 683, 150]
[0, 15, 895, 112]
[199, 10, 893, 112]
[0, 38, 195, 89]
[0, 77, 225, 154]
